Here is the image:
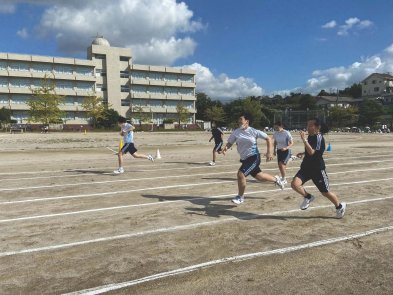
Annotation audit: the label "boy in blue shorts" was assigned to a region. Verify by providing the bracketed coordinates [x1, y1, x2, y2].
[114, 117, 154, 174]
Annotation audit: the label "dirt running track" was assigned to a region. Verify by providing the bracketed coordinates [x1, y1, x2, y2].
[0, 131, 392, 295]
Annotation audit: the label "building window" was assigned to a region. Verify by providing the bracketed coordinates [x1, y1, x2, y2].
[120, 56, 130, 62]
[0, 61, 7, 70]
[76, 67, 93, 76]
[0, 94, 9, 104]
[374, 87, 379, 92]
[121, 85, 130, 92]
[372, 80, 376, 84]
[0, 78, 8, 87]
[31, 63, 53, 73]
[9, 62, 29, 72]
[94, 54, 106, 59]
[120, 71, 130, 78]
[10, 78, 30, 88]
[54, 65, 73, 75]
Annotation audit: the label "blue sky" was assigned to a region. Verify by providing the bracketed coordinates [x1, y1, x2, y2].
[1, 0, 393, 100]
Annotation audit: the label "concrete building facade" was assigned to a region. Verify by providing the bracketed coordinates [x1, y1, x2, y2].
[0, 37, 196, 125]
[361, 73, 393, 104]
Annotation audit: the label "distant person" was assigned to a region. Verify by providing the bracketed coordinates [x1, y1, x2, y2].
[208, 122, 224, 166]
[222, 113, 285, 204]
[291, 118, 346, 218]
[273, 121, 295, 184]
[114, 116, 154, 174]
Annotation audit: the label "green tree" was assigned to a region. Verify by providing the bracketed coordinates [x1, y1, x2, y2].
[27, 75, 64, 125]
[195, 92, 213, 121]
[96, 108, 120, 128]
[205, 105, 225, 124]
[132, 105, 151, 126]
[358, 99, 384, 127]
[340, 83, 362, 98]
[176, 102, 189, 126]
[298, 94, 317, 110]
[328, 106, 358, 128]
[82, 93, 107, 128]
[0, 107, 12, 125]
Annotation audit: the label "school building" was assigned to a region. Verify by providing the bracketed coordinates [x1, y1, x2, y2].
[0, 36, 196, 126]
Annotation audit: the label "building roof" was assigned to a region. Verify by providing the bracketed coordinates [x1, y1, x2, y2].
[92, 36, 110, 47]
[361, 73, 393, 83]
[316, 96, 362, 104]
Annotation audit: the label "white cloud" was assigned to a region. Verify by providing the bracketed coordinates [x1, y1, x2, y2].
[16, 28, 28, 39]
[297, 44, 393, 94]
[337, 17, 373, 36]
[321, 20, 336, 29]
[186, 63, 264, 100]
[32, 0, 203, 65]
[0, 3, 16, 13]
[14, 0, 204, 65]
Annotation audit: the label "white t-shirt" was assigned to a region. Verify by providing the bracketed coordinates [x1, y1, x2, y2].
[227, 127, 268, 160]
[121, 123, 134, 143]
[273, 130, 292, 150]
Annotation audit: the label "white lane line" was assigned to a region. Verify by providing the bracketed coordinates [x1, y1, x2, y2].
[64, 224, 393, 295]
[1, 165, 393, 206]
[0, 152, 391, 178]
[1, 158, 393, 192]
[1, 195, 392, 258]
[1, 176, 393, 223]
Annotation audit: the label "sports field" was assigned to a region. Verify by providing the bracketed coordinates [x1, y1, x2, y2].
[0, 131, 392, 294]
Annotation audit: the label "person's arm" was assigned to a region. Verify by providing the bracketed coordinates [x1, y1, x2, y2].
[299, 131, 315, 156]
[209, 135, 214, 142]
[273, 138, 277, 156]
[265, 136, 273, 162]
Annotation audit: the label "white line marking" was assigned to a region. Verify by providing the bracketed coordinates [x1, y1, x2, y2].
[0, 152, 391, 178]
[1, 158, 392, 192]
[64, 224, 393, 295]
[1, 195, 392, 258]
[1, 166, 392, 206]
[1, 176, 393, 223]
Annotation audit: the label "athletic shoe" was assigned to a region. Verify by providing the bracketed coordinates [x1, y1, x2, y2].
[336, 202, 347, 219]
[280, 177, 288, 185]
[113, 167, 124, 174]
[300, 194, 315, 210]
[209, 161, 216, 166]
[274, 175, 285, 190]
[290, 155, 298, 161]
[147, 155, 154, 162]
[231, 195, 244, 204]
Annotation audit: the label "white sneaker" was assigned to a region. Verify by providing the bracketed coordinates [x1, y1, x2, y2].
[231, 195, 244, 204]
[274, 175, 285, 190]
[280, 177, 288, 185]
[147, 155, 154, 162]
[300, 195, 315, 210]
[290, 155, 298, 161]
[209, 161, 216, 166]
[336, 202, 347, 218]
[113, 167, 124, 174]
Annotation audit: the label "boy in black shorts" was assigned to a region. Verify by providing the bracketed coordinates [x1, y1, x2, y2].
[291, 118, 346, 218]
[208, 122, 224, 166]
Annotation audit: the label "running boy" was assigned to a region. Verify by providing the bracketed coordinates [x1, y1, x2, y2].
[273, 121, 294, 184]
[113, 116, 154, 174]
[208, 122, 224, 166]
[291, 118, 346, 218]
[222, 113, 285, 204]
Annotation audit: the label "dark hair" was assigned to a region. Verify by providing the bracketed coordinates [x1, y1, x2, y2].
[240, 112, 253, 124]
[309, 118, 329, 134]
[118, 116, 127, 123]
[274, 121, 283, 127]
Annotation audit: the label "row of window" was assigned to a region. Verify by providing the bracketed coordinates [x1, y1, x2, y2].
[125, 85, 194, 95]
[0, 61, 94, 76]
[130, 71, 193, 82]
[121, 99, 194, 109]
[0, 78, 94, 91]
[0, 94, 87, 105]
[11, 110, 87, 121]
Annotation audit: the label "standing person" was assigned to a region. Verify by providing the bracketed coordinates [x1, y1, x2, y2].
[291, 118, 346, 218]
[113, 116, 154, 174]
[273, 121, 295, 184]
[222, 113, 285, 204]
[208, 122, 224, 166]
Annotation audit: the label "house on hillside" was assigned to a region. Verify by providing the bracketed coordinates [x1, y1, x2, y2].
[315, 96, 363, 109]
[361, 73, 393, 104]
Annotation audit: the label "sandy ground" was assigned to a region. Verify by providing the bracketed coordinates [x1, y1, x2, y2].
[0, 130, 392, 294]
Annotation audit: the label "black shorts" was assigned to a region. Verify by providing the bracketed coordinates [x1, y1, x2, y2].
[213, 142, 223, 152]
[294, 168, 330, 193]
[277, 149, 292, 165]
[121, 142, 137, 155]
[239, 154, 261, 178]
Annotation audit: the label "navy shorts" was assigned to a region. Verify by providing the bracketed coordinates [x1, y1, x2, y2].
[277, 149, 292, 165]
[294, 168, 330, 193]
[121, 142, 137, 155]
[239, 154, 261, 178]
[213, 142, 223, 153]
